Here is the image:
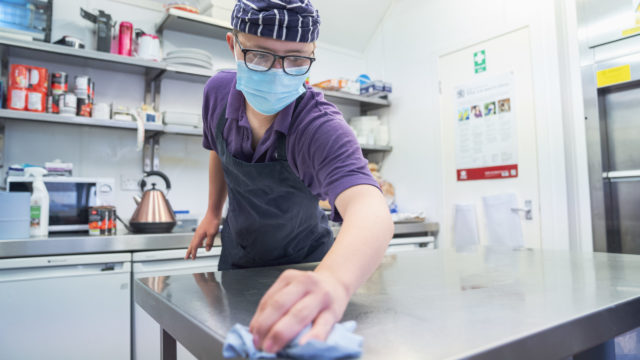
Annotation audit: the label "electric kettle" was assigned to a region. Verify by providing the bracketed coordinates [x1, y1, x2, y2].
[118, 171, 176, 233]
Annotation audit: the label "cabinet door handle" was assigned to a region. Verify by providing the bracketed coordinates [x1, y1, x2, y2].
[511, 200, 533, 220]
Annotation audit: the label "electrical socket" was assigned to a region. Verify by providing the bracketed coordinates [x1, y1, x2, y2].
[120, 175, 140, 192]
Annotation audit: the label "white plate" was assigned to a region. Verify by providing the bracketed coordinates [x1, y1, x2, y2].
[165, 57, 213, 69]
[166, 48, 213, 61]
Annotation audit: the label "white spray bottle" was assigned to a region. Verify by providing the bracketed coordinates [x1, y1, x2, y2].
[25, 167, 49, 237]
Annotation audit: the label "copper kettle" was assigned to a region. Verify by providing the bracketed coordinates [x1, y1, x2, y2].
[124, 171, 176, 233]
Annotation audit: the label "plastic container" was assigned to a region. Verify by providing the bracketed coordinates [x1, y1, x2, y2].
[118, 22, 133, 56]
[0, 192, 31, 240]
[350, 116, 381, 145]
[173, 210, 198, 233]
[25, 167, 49, 237]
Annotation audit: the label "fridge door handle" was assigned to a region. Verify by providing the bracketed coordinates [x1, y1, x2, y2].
[603, 170, 640, 182]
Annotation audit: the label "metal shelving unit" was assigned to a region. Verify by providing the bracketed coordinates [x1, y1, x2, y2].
[0, 36, 165, 76]
[360, 144, 393, 152]
[0, 109, 208, 135]
[156, 8, 232, 39]
[319, 89, 390, 111]
[0, 31, 390, 141]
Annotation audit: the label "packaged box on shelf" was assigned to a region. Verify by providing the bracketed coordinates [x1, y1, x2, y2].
[360, 80, 392, 98]
[8, 87, 27, 110]
[163, 111, 201, 128]
[8, 64, 49, 111]
[27, 90, 46, 112]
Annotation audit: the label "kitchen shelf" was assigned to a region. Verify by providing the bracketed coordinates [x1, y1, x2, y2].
[0, 109, 163, 131]
[0, 36, 165, 76]
[0, 36, 216, 83]
[0, 109, 211, 137]
[163, 125, 202, 135]
[156, 8, 232, 39]
[360, 144, 393, 152]
[319, 89, 391, 111]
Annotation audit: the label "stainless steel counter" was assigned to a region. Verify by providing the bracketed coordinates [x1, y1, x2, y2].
[135, 248, 640, 359]
[0, 233, 200, 258]
[0, 222, 438, 259]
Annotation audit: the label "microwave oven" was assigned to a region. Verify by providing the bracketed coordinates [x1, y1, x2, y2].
[7, 176, 115, 233]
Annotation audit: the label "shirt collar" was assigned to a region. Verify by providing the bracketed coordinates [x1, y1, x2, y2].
[225, 74, 303, 135]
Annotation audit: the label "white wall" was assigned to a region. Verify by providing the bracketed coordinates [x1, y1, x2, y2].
[4, 0, 366, 229]
[364, 0, 582, 249]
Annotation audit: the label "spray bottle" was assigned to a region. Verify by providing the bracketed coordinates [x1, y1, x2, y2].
[25, 167, 49, 237]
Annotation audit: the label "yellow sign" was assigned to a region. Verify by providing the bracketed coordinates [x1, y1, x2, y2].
[597, 65, 632, 88]
[622, 26, 640, 37]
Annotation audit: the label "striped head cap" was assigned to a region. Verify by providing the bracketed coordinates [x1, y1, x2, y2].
[231, 0, 321, 43]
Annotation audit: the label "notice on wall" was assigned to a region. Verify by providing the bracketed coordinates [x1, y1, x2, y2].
[454, 72, 517, 181]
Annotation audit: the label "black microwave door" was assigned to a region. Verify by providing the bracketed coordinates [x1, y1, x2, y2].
[45, 183, 95, 226]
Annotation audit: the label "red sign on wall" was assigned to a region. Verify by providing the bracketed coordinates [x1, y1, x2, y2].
[457, 164, 518, 181]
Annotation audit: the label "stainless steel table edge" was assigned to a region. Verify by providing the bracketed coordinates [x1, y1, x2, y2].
[0, 233, 196, 258]
[457, 296, 640, 360]
[134, 278, 227, 360]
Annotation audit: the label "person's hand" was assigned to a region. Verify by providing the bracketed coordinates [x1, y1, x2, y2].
[185, 213, 221, 260]
[249, 269, 350, 353]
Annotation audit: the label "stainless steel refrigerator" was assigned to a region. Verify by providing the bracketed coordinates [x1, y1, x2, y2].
[578, 0, 640, 253]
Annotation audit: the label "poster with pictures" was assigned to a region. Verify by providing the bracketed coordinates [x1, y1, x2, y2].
[454, 72, 517, 181]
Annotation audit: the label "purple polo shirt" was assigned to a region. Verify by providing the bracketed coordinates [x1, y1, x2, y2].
[201, 70, 379, 222]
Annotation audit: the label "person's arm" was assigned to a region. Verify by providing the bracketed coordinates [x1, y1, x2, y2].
[248, 184, 393, 352]
[185, 150, 228, 259]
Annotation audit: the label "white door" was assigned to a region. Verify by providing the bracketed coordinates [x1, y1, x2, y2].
[439, 27, 541, 249]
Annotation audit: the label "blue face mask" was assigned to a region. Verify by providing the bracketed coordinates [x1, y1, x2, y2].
[235, 60, 306, 116]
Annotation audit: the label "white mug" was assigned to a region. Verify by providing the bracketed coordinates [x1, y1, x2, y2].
[136, 34, 162, 61]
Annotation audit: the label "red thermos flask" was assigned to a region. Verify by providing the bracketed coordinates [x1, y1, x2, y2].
[118, 22, 133, 56]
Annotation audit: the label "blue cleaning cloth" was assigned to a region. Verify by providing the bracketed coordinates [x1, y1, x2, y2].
[222, 321, 363, 360]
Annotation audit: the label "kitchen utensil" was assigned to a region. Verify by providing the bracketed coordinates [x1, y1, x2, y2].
[166, 48, 212, 60]
[164, 56, 213, 69]
[53, 35, 85, 49]
[136, 33, 161, 61]
[80, 8, 113, 52]
[117, 171, 176, 234]
[118, 22, 133, 56]
[7, 176, 115, 233]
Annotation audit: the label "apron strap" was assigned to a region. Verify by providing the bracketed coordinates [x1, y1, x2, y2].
[215, 92, 306, 162]
[214, 105, 228, 152]
[275, 93, 306, 162]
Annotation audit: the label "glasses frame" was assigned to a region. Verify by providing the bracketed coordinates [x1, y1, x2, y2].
[234, 34, 316, 76]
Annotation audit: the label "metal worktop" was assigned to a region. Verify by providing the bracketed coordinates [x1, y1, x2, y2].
[0, 222, 438, 259]
[0, 233, 198, 258]
[135, 248, 640, 359]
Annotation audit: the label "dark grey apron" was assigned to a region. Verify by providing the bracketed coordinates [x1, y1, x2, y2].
[215, 96, 334, 270]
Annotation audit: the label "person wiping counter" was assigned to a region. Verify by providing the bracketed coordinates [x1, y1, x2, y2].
[185, 0, 394, 354]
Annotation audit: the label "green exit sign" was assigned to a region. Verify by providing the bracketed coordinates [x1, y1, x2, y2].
[474, 50, 486, 74]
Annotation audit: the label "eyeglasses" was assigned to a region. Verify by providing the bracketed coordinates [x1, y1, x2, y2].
[234, 34, 315, 76]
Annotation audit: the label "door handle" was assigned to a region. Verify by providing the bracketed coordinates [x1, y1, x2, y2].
[602, 170, 640, 182]
[511, 200, 533, 220]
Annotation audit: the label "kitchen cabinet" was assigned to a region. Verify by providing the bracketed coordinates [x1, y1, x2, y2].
[0, 253, 131, 360]
[0, 228, 436, 360]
